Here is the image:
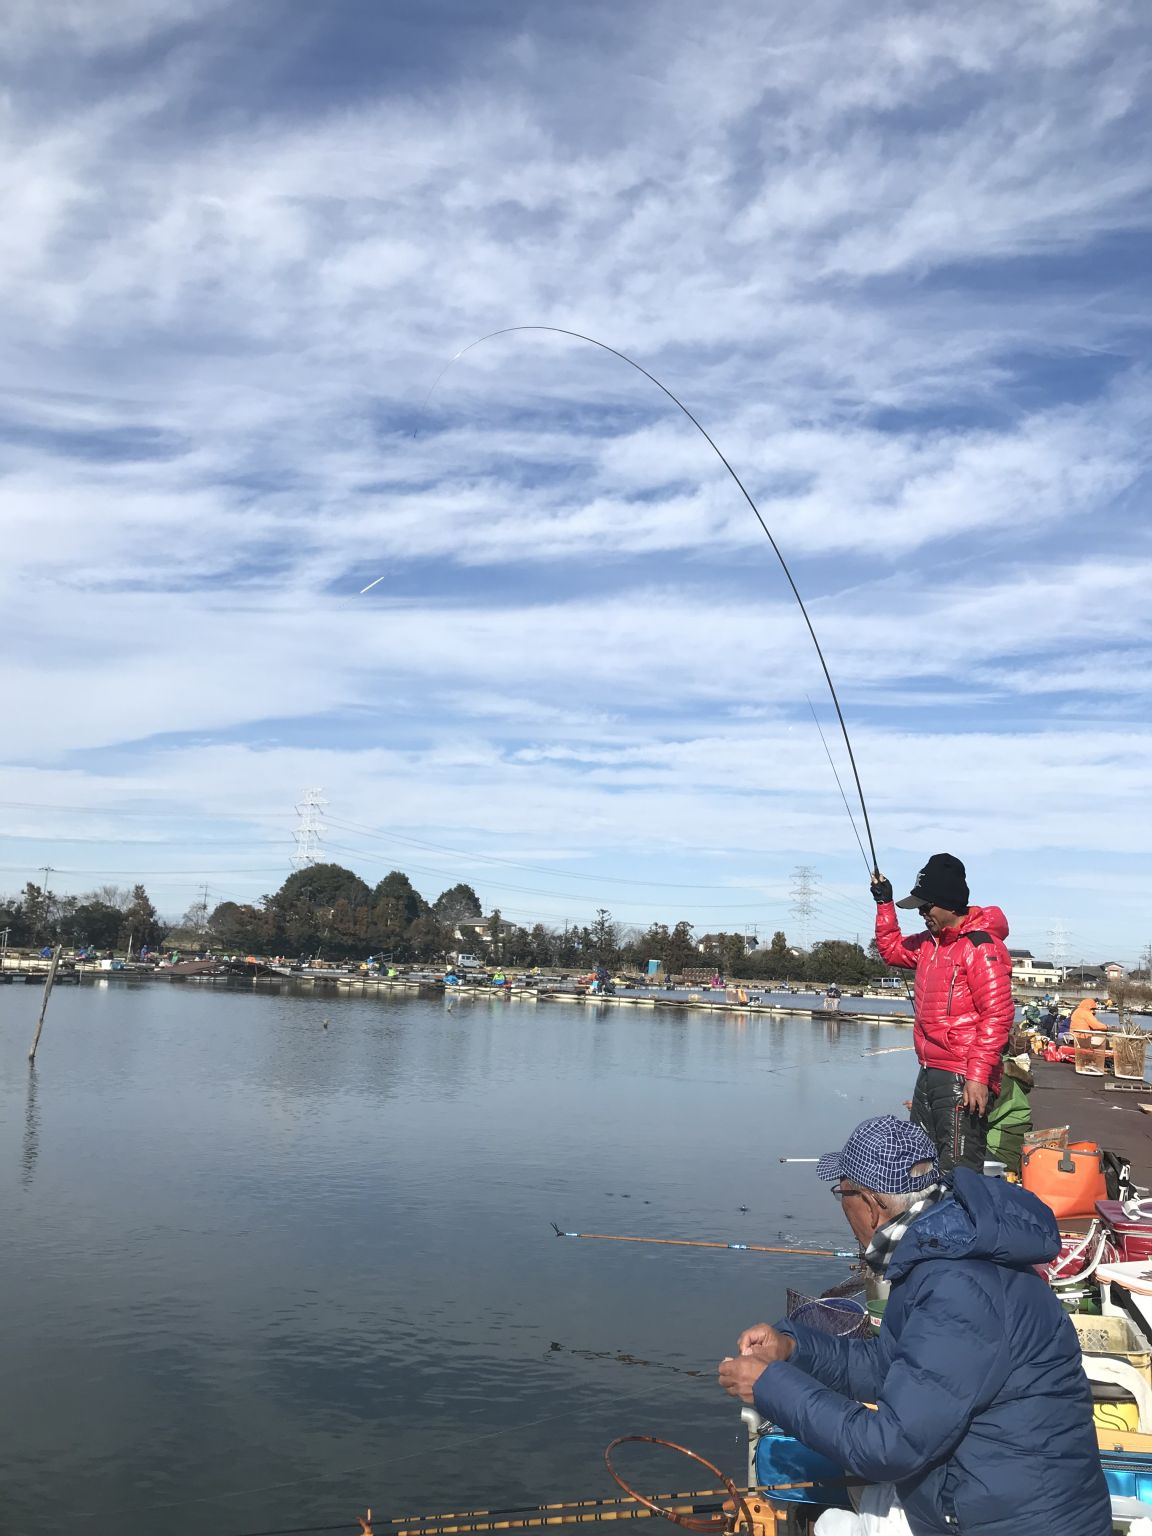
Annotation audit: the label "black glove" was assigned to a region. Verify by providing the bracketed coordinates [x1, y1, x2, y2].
[871, 876, 893, 904]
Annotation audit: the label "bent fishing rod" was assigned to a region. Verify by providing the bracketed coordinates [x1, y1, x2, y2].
[417, 326, 882, 878]
[551, 1222, 856, 1260]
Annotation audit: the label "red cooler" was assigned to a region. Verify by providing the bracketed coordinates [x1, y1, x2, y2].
[1097, 1201, 1152, 1262]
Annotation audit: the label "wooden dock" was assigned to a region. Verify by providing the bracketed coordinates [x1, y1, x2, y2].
[0, 956, 916, 1024]
[1030, 1060, 1152, 1188]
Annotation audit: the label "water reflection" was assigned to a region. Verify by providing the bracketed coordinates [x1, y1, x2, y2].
[21, 1064, 38, 1188]
[0, 984, 915, 1536]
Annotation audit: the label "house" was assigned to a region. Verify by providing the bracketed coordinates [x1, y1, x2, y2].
[453, 916, 516, 952]
[1063, 965, 1107, 987]
[1101, 961, 1127, 981]
[1007, 949, 1063, 988]
[697, 932, 759, 954]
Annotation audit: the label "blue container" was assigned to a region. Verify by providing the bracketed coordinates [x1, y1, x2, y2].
[755, 1430, 851, 1507]
[1101, 1454, 1152, 1503]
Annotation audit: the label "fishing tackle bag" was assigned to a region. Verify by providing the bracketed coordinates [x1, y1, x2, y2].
[1022, 1139, 1107, 1219]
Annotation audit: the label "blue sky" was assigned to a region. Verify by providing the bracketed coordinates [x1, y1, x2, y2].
[2, 0, 1152, 962]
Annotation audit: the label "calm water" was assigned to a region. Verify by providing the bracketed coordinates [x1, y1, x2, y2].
[0, 983, 915, 1536]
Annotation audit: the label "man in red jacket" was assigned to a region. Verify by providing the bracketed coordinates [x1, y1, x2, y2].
[872, 853, 1015, 1173]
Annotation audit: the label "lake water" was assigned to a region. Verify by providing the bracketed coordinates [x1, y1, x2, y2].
[0, 982, 916, 1536]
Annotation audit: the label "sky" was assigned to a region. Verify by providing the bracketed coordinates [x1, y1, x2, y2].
[2, 0, 1152, 963]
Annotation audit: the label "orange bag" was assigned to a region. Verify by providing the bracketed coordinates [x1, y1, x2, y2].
[1021, 1140, 1107, 1219]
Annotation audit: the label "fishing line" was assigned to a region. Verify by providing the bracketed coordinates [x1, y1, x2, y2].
[547, 1342, 708, 1379]
[414, 326, 881, 876]
[804, 697, 871, 876]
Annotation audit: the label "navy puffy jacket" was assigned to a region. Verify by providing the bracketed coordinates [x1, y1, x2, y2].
[752, 1172, 1111, 1536]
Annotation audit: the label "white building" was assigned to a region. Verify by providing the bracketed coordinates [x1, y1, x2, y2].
[1008, 949, 1063, 988]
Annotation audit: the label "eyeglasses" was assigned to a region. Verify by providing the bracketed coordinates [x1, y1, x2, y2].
[831, 1185, 867, 1201]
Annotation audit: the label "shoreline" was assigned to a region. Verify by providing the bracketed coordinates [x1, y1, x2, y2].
[1, 960, 920, 1023]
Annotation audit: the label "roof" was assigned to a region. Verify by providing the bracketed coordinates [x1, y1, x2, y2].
[1007, 948, 1033, 959]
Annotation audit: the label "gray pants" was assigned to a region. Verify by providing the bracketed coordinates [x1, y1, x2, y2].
[910, 1066, 994, 1174]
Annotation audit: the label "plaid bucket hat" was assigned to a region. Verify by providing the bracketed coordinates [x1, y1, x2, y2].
[816, 1115, 939, 1195]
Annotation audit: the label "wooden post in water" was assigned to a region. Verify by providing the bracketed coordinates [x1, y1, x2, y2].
[28, 945, 63, 1064]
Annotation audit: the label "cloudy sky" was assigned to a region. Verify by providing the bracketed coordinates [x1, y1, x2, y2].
[3, 0, 1151, 961]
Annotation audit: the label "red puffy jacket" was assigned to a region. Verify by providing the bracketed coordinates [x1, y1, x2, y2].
[874, 901, 1015, 1090]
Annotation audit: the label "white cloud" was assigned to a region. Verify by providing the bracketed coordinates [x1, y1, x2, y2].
[2, 0, 1151, 947]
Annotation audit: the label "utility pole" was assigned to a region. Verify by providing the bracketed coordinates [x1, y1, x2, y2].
[791, 865, 818, 952]
[37, 866, 57, 949]
[187, 884, 211, 949]
[291, 788, 327, 870]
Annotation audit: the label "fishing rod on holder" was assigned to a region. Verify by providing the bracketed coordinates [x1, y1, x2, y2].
[551, 1222, 857, 1260]
[415, 326, 883, 881]
[219, 1437, 858, 1536]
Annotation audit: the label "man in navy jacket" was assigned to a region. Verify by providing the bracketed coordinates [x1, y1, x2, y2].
[718, 1117, 1110, 1536]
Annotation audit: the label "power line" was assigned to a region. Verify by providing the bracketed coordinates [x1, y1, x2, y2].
[325, 815, 772, 892]
[320, 838, 791, 912]
[0, 865, 288, 876]
[0, 800, 296, 820]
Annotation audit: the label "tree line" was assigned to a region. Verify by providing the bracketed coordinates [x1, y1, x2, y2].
[0, 882, 164, 951]
[0, 863, 897, 984]
[206, 865, 895, 981]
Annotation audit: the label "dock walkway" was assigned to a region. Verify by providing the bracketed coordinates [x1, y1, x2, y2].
[1030, 1059, 1152, 1188]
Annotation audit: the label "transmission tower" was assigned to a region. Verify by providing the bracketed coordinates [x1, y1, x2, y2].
[790, 865, 818, 951]
[1047, 920, 1069, 980]
[291, 788, 327, 870]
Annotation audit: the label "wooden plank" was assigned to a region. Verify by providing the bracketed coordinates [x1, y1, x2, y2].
[27, 944, 63, 1063]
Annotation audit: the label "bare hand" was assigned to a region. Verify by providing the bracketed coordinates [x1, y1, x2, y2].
[719, 1354, 774, 1403]
[962, 1079, 990, 1115]
[736, 1323, 794, 1361]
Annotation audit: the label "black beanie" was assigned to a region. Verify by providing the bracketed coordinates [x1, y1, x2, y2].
[895, 853, 969, 912]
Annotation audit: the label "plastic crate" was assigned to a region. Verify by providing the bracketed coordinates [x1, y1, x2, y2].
[1072, 1313, 1152, 1383]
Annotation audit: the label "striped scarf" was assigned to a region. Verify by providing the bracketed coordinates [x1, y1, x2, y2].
[865, 1185, 944, 1276]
